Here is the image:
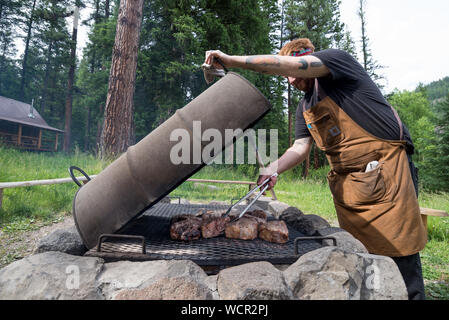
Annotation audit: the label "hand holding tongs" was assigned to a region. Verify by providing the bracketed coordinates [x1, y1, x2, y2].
[224, 172, 278, 221]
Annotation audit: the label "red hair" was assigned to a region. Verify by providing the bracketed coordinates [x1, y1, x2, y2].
[279, 38, 315, 56]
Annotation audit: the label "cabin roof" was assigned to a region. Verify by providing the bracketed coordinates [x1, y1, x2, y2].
[0, 96, 64, 133]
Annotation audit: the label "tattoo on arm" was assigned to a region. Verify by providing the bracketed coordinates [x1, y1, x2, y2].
[311, 61, 323, 68]
[245, 56, 281, 69]
[298, 58, 309, 70]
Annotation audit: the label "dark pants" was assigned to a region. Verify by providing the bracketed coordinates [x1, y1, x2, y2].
[392, 253, 426, 300]
[393, 154, 426, 300]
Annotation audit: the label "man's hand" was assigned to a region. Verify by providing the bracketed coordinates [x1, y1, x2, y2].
[256, 173, 278, 195]
[204, 50, 232, 70]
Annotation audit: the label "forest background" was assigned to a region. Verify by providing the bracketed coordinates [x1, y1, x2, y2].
[1, 0, 449, 190]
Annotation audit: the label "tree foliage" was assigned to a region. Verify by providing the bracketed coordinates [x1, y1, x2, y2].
[0, 0, 447, 191]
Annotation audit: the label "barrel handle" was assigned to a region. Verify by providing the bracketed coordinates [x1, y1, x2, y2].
[294, 236, 338, 255]
[97, 234, 146, 254]
[69, 166, 91, 188]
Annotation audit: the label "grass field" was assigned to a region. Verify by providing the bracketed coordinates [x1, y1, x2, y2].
[0, 146, 448, 299]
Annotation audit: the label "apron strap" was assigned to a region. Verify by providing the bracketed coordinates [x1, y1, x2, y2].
[302, 78, 323, 112]
[301, 78, 405, 142]
[390, 106, 404, 141]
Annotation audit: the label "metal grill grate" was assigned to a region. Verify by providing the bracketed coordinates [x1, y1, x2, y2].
[85, 203, 323, 266]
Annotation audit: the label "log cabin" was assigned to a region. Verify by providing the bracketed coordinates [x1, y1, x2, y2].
[0, 96, 64, 152]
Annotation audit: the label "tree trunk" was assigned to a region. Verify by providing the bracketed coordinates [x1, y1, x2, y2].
[84, 104, 91, 151]
[287, 83, 292, 146]
[100, 0, 144, 159]
[302, 150, 310, 179]
[39, 41, 53, 115]
[105, 0, 110, 19]
[63, 7, 79, 153]
[359, 0, 368, 70]
[19, 0, 37, 101]
[313, 142, 319, 169]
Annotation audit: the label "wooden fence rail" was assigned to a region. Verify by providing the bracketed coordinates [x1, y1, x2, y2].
[1, 176, 446, 227]
[0, 175, 261, 209]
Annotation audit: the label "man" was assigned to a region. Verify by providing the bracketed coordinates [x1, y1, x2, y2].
[204, 38, 427, 300]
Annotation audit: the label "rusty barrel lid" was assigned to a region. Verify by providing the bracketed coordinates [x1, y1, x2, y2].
[72, 72, 272, 249]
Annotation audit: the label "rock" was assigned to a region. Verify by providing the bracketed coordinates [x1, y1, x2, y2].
[358, 253, 408, 300]
[0, 252, 104, 300]
[34, 226, 87, 256]
[316, 227, 369, 254]
[193, 183, 219, 191]
[289, 214, 331, 236]
[160, 197, 171, 203]
[205, 275, 220, 300]
[217, 261, 293, 300]
[114, 277, 213, 300]
[248, 196, 273, 211]
[97, 260, 210, 300]
[283, 247, 408, 300]
[267, 201, 290, 219]
[208, 201, 229, 206]
[170, 198, 190, 204]
[284, 247, 365, 300]
[279, 207, 304, 225]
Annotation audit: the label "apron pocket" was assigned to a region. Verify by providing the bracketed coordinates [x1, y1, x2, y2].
[328, 163, 391, 207]
[331, 151, 380, 174]
[307, 112, 344, 150]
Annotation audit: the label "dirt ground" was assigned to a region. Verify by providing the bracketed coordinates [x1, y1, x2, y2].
[0, 215, 75, 269]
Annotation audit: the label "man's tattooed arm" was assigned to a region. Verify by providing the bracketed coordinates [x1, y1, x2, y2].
[229, 54, 329, 78]
[245, 55, 281, 73]
[298, 58, 309, 70]
[299, 59, 323, 70]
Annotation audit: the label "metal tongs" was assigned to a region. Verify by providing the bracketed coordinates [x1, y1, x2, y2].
[224, 173, 278, 221]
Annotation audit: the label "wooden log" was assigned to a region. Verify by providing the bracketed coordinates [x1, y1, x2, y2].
[54, 133, 59, 151]
[17, 125, 22, 146]
[38, 129, 42, 149]
[420, 207, 449, 217]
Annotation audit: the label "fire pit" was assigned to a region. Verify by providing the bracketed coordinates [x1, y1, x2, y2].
[84, 202, 326, 274]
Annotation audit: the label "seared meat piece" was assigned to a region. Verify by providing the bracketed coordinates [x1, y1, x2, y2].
[170, 216, 202, 241]
[246, 210, 268, 221]
[170, 214, 195, 224]
[225, 217, 259, 240]
[202, 210, 224, 220]
[258, 220, 289, 244]
[201, 216, 231, 239]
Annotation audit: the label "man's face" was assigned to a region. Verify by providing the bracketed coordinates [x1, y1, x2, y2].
[287, 77, 314, 93]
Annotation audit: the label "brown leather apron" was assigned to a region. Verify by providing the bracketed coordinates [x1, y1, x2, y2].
[302, 80, 427, 257]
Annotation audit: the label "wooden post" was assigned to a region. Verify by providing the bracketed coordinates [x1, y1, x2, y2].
[38, 129, 42, 149]
[0, 188, 3, 210]
[17, 124, 22, 146]
[54, 133, 59, 151]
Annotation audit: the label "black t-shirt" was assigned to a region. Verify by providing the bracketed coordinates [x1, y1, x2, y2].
[295, 49, 414, 154]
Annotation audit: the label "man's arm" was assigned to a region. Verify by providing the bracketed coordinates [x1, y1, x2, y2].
[257, 137, 313, 190]
[205, 50, 330, 79]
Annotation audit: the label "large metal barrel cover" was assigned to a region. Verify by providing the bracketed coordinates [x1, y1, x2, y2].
[72, 72, 272, 249]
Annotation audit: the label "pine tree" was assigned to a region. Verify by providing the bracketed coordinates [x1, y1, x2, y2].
[0, 0, 22, 97]
[358, 0, 385, 88]
[434, 94, 449, 190]
[99, 0, 144, 158]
